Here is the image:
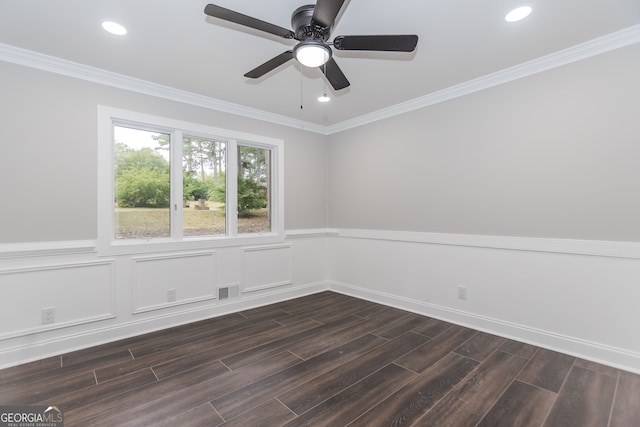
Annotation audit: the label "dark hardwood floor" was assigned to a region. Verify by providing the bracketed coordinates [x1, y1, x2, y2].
[1, 291, 639, 426]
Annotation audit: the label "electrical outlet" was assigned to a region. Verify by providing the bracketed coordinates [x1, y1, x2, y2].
[167, 288, 177, 302]
[457, 286, 467, 300]
[41, 307, 56, 324]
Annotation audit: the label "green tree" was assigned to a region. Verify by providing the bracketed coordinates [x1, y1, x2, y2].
[115, 147, 168, 177]
[210, 172, 266, 217]
[116, 168, 171, 208]
[115, 147, 170, 208]
[183, 174, 214, 201]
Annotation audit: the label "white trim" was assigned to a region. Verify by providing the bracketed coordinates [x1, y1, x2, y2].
[285, 228, 338, 239]
[0, 260, 117, 340]
[334, 228, 640, 260]
[0, 240, 96, 258]
[97, 106, 286, 255]
[1, 229, 638, 260]
[0, 281, 329, 370]
[131, 251, 217, 314]
[0, 43, 327, 135]
[2, 24, 639, 135]
[325, 24, 640, 134]
[241, 243, 293, 293]
[328, 281, 640, 374]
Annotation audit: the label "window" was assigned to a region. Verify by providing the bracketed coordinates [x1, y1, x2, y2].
[98, 106, 284, 253]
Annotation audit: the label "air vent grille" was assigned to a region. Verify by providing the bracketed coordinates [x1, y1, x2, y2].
[218, 285, 240, 301]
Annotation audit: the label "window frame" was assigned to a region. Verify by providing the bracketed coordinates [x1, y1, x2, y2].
[97, 106, 284, 255]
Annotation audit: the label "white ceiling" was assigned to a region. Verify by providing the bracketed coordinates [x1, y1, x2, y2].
[1, 0, 639, 129]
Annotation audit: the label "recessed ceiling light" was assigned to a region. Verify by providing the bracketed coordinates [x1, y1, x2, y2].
[102, 21, 127, 36]
[505, 6, 532, 22]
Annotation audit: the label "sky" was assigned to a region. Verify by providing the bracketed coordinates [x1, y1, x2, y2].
[114, 125, 170, 161]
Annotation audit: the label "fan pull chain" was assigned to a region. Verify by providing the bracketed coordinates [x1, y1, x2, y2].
[300, 64, 304, 110]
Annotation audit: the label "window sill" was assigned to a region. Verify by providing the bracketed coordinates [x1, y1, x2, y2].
[97, 232, 285, 256]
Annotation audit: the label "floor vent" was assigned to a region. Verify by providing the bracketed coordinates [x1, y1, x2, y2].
[218, 285, 240, 301]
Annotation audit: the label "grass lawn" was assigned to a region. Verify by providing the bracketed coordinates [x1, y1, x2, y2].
[115, 204, 269, 239]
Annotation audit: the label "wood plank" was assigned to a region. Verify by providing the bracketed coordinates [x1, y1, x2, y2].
[353, 303, 409, 321]
[128, 314, 275, 358]
[61, 342, 135, 367]
[499, 339, 538, 359]
[287, 317, 387, 360]
[411, 318, 454, 338]
[543, 366, 617, 427]
[274, 292, 362, 318]
[349, 352, 478, 427]
[238, 304, 292, 319]
[0, 292, 627, 427]
[372, 313, 432, 340]
[395, 325, 476, 373]
[212, 333, 386, 420]
[66, 359, 231, 426]
[517, 347, 575, 392]
[283, 363, 415, 426]
[307, 297, 379, 324]
[413, 350, 529, 426]
[0, 350, 131, 398]
[3, 370, 97, 405]
[33, 368, 157, 411]
[476, 380, 556, 427]
[100, 352, 300, 426]
[152, 324, 298, 381]
[453, 331, 506, 362]
[574, 358, 620, 378]
[221, 315, 365, 370]
[610, 371, 640, 427]
[94, 318, 313, 382]
[278, 332, 429, 415]
[219, 399, 295, 427]
[158, 402, 224, 427]
[0, 356, 61, 385]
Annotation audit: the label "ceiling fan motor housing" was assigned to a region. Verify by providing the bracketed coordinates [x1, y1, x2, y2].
[291, 5, 329, 41]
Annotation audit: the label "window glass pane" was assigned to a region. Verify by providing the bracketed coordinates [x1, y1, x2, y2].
[238, 145, 271, 233]
[183, 136, 227, 237]
[114, 126, 171, 239]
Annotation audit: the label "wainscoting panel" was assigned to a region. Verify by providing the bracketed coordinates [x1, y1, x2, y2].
[328, 229, 640, 373]
[132, 251, 217, 313]
[242, 244, 293, 293]
[0, 261, 115, 339]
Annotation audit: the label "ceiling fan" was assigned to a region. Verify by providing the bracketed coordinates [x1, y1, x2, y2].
[204, 0, 418, 90]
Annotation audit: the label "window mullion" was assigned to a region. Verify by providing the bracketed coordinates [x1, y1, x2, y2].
[171, 130, 184, 240]
[227, 139, 238, 237]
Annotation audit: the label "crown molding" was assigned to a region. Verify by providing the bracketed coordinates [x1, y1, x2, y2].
[0, 43, 328, 135]
[325, 23, 640, 134]
[1, 23, 639, 136]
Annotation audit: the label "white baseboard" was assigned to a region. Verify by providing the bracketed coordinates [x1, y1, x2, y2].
[328, 281, 640, 374]
[0, 281, 329, 370]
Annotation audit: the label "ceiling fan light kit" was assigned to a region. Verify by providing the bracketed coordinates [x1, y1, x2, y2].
[293, 40, 332, 67]
[204, 0, 418, 91]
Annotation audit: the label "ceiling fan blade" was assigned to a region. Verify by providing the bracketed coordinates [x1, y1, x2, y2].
[321, 57, 350, 90]
[244, 51, 294, 78]
[204, 4, 295, 39]
[333, 35, 418, 52]
[311, 0, 347, 29]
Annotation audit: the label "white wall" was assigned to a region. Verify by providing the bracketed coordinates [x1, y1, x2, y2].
[0, 61, 328, 244]
[0, 61, 330, 368]
[328, 44, 640, 241]
[326, 44, 640, 372]
[2, 42, 640, 373]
